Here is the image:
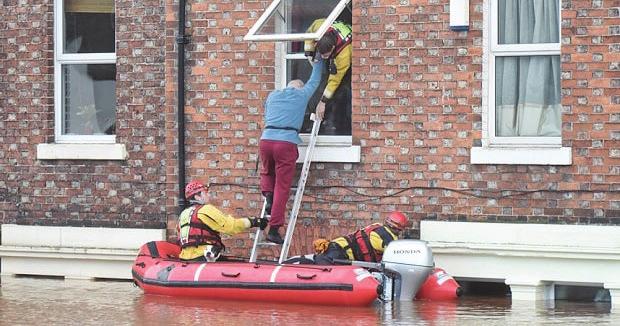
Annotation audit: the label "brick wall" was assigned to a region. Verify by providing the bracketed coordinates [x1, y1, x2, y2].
[0, 0, 169, 228]
[1, 0, 618, 257]
[1, 0, 56, 224]
[351, 0, 619, 226]
[176, 0, 619, 256]
[167, 0, 277, 253]
[560, 0, 620, 222]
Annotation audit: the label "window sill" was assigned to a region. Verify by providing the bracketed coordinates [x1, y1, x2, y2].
[470, 146, 572, 165]
[37, 143, 127, 160]
[297, 135, 360, 163]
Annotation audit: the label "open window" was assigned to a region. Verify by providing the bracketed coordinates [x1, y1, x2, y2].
[245, 0, 359, 162]
[244, 0, 351, 42]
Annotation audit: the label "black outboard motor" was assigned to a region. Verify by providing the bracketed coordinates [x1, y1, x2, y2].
[380, 240, 435, 301]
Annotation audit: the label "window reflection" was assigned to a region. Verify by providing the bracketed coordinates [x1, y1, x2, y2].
[62, 64, 116, 135]
[64, 0, 115, 53]
[256, 0, 343, 35]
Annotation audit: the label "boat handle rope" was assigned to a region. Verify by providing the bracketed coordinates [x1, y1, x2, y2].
[221, 272, 241, 278]
[296, 273, 316, 280]
[279, 264, 332, 272]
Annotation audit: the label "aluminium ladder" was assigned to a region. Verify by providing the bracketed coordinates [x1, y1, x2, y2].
[249, 114, 322, 263]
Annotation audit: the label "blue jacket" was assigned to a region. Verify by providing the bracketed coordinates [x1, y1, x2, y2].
[260, 60, 323, 145]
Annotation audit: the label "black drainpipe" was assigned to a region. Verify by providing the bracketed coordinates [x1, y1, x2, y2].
[176, 0, 189, 212]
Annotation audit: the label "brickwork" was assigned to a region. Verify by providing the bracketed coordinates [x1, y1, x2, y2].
[166, 0, 277, 250]
[1, 0, 56, 224]
[347, 0, 619, 227]
[0, 0, 168, 228]
[1, 0, 619, 257]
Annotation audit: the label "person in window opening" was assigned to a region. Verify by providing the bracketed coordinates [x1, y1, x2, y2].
[178, 180, 268, 261]
[305, 19, 352, 135]
[312, 211, 410, 265]
[259, 58, 324, 244]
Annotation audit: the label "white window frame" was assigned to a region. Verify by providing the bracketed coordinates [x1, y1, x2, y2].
[473, 0, 571, 165]
[53, 0, 116, 144]
[244, 0, 350, 42]
[277, 46, 359, 163]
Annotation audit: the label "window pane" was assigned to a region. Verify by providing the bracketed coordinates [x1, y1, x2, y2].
[257, 0, 342, 35]
[288, 59, 352, 136]
[497, 0, 559, 44]
[62, 64, 116, 135]
[495, 55, 561, 137]
[64, 0, 115, 53]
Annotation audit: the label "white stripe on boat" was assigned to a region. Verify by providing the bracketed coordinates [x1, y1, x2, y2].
[270, 265, 282, 282]
[194, 263, 207, 281]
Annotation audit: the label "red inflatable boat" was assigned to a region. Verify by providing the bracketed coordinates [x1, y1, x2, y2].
[416, 268, 462, 300]
[132, 241, 380, 306]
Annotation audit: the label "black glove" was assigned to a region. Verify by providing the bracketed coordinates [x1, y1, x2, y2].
[250, 217, 268, 230]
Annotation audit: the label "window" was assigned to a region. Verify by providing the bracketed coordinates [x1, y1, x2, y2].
[472, 0, 570, 165]
[54, 0, 116, 143]
[244, 0, 350, 42]
[246, 0, 360, 160]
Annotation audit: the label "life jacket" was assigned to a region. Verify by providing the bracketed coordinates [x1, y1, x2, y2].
[177, 205, 224, 250]
[341, 223, 397, 262]
[327, 21, 352, 57]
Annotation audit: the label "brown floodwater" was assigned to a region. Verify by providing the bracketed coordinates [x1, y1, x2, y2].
[0, 276, 617, 325]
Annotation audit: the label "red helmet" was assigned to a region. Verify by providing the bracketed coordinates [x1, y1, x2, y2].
[385, 211, 409, 231]
[185, 181, 206, 200]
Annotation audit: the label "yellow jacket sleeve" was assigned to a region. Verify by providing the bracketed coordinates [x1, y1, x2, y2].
[332, 236, 355, 260]
[195, 204, 251, 235]
[323, 44, 351, 99]
[304, 18, 352, 100]
[304, 18, 326, 54]
[369, 232, 385, 254]
[369, 227, 398, 254]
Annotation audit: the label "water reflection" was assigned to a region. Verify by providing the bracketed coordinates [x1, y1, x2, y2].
[0, 276, 618, 326]
[136, 295, 380, 325]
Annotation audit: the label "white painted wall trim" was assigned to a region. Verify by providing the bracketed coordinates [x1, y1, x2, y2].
[421, 221, 620, 248]
[0, 225, 165, 279]
[37, 143, 128, 160]
[297, 144, 361, 163]
[470, 146, 572, 165]
[420, 221, 620, 306]
[297, 135, 361, 163]
[0, 245, 138, 260]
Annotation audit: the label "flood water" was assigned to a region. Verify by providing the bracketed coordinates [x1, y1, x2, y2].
[0, 276, 617, 325]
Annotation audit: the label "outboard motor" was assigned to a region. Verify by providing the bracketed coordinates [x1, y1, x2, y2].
[380, 239, 434, 301]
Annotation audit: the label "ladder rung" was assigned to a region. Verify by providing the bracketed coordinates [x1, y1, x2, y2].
[251, 116, 321, 264]
[257, 242, 280, 247]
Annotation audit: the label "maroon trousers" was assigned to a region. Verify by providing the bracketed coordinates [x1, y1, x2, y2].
[259, 140, 298, 227]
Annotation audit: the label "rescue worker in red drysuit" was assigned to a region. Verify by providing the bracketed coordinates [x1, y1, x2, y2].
[177, 180, 267, 261]
[312, 211, 409, 265]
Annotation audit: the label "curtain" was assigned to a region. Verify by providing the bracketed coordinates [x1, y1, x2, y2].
[495, 0, 561, 137]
